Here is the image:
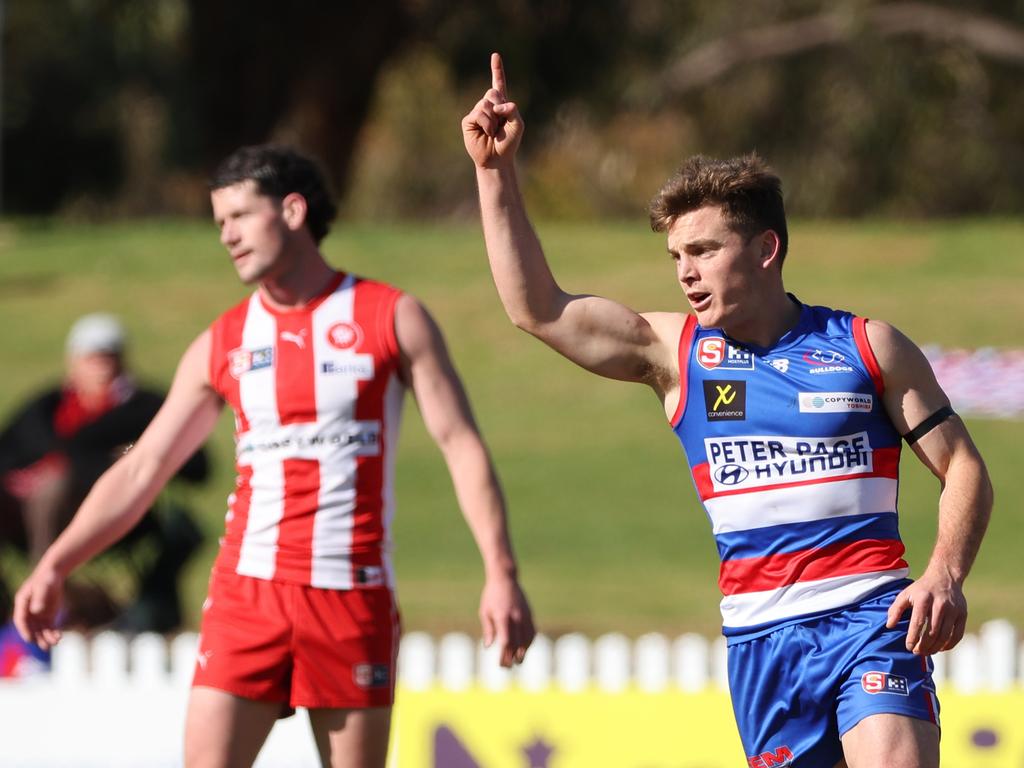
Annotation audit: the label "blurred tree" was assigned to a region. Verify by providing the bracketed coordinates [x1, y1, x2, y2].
[2, 0, 152, 212]
[346, 0, 1024, 218]
[2, 0, 1023, 218]
[652, 1, 1024, 216]
[1, 0, 412, 214]
[184, 0, 411, 201]
[417, 0, 634, 126]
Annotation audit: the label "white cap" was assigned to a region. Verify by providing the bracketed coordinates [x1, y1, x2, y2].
[66, 313, 126, 356]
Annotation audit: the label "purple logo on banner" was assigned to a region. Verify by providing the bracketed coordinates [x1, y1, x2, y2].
[433, 726, 555, 768]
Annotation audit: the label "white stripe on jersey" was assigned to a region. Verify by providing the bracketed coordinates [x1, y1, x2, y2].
[237, 294, 283, 580]
[311, 275, 358, 588]
[705, 476, 898, 535]
[720, 568, 910, 629]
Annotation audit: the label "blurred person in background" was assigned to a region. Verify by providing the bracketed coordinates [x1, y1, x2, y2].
[464, 54, 992, 768]
[14, 145, 534, 768]
[0, 313, 207, 649]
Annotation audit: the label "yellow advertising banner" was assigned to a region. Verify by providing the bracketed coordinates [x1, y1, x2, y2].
[391, 687, 1024, 768]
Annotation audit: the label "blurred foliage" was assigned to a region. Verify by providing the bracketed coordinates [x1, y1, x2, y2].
[3, 0, 1024, 218]
[2, 0, 185, 212]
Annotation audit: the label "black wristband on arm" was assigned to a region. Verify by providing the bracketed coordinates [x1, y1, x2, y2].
[901, 406, 956, 446]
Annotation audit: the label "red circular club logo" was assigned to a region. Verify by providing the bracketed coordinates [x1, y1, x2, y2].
[327, 321, 363, 350]
[697, 337, 725, 369]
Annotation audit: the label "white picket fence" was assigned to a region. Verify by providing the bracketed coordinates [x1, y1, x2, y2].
[1, 621, 1020, 767]
[14, 619, 1019, 692]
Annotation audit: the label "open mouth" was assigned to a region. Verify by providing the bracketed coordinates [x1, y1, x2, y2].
[687, 292, 711, 311]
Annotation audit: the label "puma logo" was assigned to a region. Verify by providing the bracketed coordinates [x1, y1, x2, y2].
[280, 330, 308, 349]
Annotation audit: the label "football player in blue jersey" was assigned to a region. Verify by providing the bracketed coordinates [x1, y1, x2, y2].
[463, 53, 992, 767]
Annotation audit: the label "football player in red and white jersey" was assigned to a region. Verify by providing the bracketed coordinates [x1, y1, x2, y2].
[14, 145, 535, 768]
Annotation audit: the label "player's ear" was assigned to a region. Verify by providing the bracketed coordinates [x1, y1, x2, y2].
[759, 230, 782, 270]
[281, 193, 308, 232]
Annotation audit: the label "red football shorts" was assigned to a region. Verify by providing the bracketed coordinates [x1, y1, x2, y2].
[192, 568, 400, 710]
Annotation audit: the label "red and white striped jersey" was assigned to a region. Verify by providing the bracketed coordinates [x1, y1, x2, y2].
[208, 272, 405, 590]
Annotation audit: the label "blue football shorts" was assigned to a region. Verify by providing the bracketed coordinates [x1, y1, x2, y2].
[727, 588, 940, 767]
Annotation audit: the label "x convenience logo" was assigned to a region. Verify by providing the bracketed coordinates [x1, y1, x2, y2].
[713, 384, 737, 410]
[703, 380, 747, 421]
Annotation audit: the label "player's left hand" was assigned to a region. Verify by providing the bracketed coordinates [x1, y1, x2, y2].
[886, 564, 967, 655]
[479, 573, 535, 667]
[462, 52, 524, 170]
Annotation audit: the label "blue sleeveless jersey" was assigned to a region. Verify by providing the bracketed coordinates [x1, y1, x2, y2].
[671, 300, 909, 638]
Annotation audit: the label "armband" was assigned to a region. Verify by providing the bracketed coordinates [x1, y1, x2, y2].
[901, 406, 955, 446]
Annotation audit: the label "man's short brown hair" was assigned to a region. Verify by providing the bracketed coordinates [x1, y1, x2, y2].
[210, 144, 337, 245]
[648, 153, 788, 262]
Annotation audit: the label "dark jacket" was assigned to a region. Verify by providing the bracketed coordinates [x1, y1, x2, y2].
[0, 384, 208, 488]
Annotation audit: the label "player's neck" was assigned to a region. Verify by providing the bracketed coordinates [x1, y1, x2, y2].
[722, 289, 801, 349]
[258, 248, 337, 310]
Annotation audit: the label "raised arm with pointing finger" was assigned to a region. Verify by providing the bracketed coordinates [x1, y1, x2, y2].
[462, 53, 685, 415]
[463, 53, 991, 768]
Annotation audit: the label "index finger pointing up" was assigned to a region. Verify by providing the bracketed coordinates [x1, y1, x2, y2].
[491, 52, 507, 97]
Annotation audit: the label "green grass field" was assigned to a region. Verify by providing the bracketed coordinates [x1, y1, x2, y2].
[1, 217, 1021, 638]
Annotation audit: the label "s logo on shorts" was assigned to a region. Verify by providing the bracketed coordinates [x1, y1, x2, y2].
[861, 671, 909, 695]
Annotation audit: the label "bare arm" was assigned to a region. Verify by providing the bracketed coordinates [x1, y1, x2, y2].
[869, 320, 993, 655]
[396, 294, 534, 666]
[463, 53, 679, 392]
[14, 331, 223, 648]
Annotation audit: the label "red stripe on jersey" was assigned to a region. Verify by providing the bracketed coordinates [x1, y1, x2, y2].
[719, 537, 908, 595]
[693, 446, 901, 501]
[275, 458, 320, 582]
[217, 464, 254, 573]
[379, 285, 402, 360]
[209, 298, 251, 434]
[273, 313, 316, 426]
[263, 274, 344, 426]
[670, 314, 698, 427]
[350, 279, 397, 570]
[853, 316, 885, 396]
[873, 444, 900, 476]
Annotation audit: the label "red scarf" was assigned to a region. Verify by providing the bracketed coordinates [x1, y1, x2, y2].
[53, 387, 116, 438]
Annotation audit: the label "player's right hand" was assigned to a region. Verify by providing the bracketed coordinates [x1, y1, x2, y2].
[13, 566, 65, 651]
[462, 52, 523, 169]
